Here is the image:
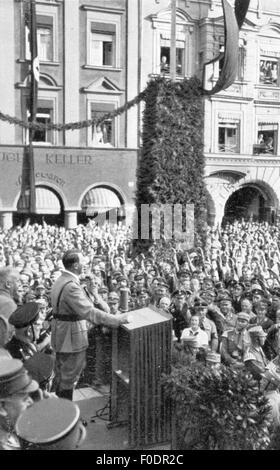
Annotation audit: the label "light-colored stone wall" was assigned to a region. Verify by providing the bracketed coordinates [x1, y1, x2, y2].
[0, 0, 15, 144]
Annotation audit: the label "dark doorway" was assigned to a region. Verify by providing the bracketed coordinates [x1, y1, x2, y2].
[222, 186, 268, 226]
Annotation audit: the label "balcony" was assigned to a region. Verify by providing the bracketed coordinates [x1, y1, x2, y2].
[204, 152, 280, 178]
[252, 144, 277, 156]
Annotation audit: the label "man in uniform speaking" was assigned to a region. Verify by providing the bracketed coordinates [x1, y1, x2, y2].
[51, 250, 130, 400]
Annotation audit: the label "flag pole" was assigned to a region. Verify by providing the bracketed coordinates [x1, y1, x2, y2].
[18, 0, 38, 215]
[28, 0, 38, 214]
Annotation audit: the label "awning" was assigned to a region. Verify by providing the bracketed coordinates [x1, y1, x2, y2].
[218, 113, 240, 123]
[258, 122, 278, 131]
[81, 187, 122, 214]
[36, 187, 61, 214]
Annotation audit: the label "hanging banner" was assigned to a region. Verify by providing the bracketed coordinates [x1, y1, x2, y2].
[203, 0, 250, 96]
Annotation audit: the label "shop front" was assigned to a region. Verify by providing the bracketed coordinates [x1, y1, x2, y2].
[0, 146, 137, 229]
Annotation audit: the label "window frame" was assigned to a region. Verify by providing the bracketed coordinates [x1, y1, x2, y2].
[24, 96, 57, 146]
[37, 22, 54, 62]
[86, 11, 122, 69]
[89, 30, 115, 67]
[254, 124, 278, 156]
[151, 10, 192, 77]
[159, 37, 186, 77]
[87, 100, 119, 148]
[25, 10, 57, 63]
[217, 120, 241, 154]
[259, 56, 280, 87]
[32, 109, 53, 144]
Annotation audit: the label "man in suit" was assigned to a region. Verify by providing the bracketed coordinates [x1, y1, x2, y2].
[50, 250, 130, 401]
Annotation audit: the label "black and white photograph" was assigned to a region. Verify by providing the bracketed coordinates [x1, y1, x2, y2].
[1, 0, 280, 456]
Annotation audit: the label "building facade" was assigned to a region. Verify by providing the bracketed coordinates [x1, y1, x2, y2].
[203, 0, 280, 225]
[0, 0, 280, 229]
[0, 0, 138, 229]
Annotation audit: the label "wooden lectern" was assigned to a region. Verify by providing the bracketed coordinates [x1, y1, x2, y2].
[110, 306, 172, 448]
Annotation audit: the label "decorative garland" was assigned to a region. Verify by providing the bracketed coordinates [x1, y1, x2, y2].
[1, 0, 249, 134]
[0, 88, 147, 132]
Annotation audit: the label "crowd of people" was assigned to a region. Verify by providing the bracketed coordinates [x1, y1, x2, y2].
[2, 218, 280, 448]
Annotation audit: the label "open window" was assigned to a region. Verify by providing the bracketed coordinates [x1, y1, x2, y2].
[218, 120, 240, 153]
[25, 15, 54, 62]
[25, 98, 54, 145]
[90, 102, 115, 147]
[253, 123, 278, 155]
[37, 24, 53, 62]
[160, 35, 185, 76]
[259, 57, 280, 86]
[89, 22, 116, 67]
[33, 108, 52, 143]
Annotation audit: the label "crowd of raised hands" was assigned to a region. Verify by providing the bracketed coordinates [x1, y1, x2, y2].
[2, 218, 280, 436]
[3, 217, 280, 447]
[1, 219, 280, 363]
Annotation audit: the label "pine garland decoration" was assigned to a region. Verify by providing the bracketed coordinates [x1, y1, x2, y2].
[135, 76, 207, 249]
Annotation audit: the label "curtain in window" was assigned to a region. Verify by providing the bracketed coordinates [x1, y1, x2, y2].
[37, 27, 52, 61]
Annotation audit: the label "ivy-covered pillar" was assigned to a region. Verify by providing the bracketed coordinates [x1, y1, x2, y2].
[135, 76, 207, 250]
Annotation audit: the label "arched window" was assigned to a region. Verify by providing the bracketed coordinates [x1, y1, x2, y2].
[150, 8, 194, 78]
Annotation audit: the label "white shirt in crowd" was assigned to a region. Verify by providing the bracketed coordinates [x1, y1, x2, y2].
[181, 327, 209, 348]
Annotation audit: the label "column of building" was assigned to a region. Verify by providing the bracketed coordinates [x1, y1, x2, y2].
[0, 0, 16, 229]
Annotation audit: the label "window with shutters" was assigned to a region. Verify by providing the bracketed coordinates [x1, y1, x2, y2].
[218, 120, 240, 153]
[89, 23, 116, 67]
